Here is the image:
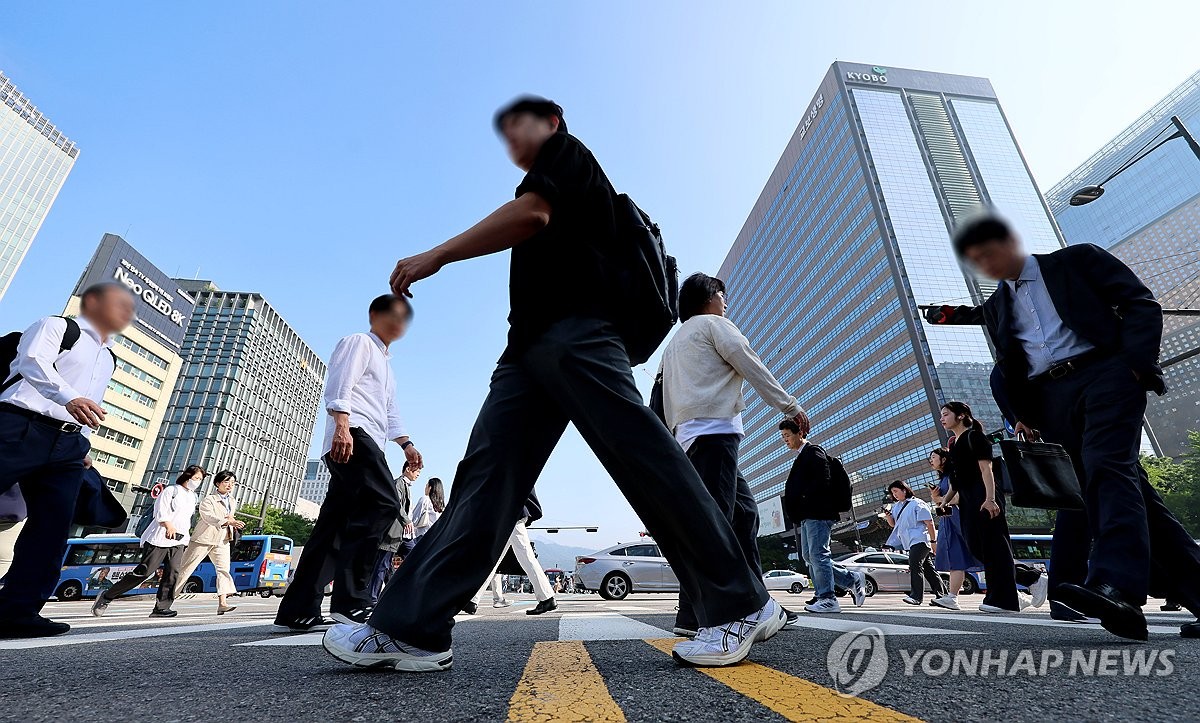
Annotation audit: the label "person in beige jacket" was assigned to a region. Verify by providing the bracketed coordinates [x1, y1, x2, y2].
[174, 470, 245, 614]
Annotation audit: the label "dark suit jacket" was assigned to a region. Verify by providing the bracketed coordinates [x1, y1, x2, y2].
[931, 244, 1165, 422]
[784, 443, 840, 523]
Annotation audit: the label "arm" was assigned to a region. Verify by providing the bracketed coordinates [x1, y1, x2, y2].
[710, 319, 802, 418]
[979, 459, 1001, 519]
[13, 318, 106, 428]
[155, 488, 178, 538]
[923, 519, 938, 550]
[325, 336, 372, 464]
[386, 396, 422, 469]
[390, 193, 552, 297]
[198, 496, 226, 528]
[1076, 244, 1164, 378]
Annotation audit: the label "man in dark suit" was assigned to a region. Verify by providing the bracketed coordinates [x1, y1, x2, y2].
[926, 215, 1200, 641]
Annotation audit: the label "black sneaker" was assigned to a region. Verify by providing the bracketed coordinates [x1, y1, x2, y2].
[331, 607, 373, 625]
[1162, 602, 1183, 612]
[0, 615, 70, 639]
[526, 598, 558, 616]
[149, 609, 178, 618]
[461, 602, 478, 615]
[271, 615, 336, 634]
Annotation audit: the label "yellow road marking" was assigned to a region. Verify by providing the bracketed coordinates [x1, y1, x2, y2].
[645, 638, 922, 723]
[507, 640, 627, 722]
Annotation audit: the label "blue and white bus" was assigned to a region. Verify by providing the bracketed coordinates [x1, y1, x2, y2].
[54, 534, 293, 601]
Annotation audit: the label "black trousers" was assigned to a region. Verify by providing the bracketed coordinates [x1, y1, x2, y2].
[0, 409, 90, 619]
[907, 542, 944, 602]
[957, 487, 1041, 610]
[101, 543, 183, 611]
[278, 430, 399, 619]
[675, 434, 761, 631]
[1033, 358, 1200, 611]
[370, 318, 768, 652]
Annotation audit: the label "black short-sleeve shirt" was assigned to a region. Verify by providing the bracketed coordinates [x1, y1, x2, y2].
[947, 428, 993, 494]
[507, 132, 616, 354]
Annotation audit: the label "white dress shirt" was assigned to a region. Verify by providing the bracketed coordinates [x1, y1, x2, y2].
[0, 316, 115, 433]
[141, 483, 199, 548]
[675, 415, 745, 452]
[321, 332, 406, 455]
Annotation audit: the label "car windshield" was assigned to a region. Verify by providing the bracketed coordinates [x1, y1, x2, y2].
[832, 552, 857, 562]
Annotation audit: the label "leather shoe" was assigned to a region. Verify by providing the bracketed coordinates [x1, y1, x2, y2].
[1055, 583, 1147, 641]
[526, 598, 558, 616]
[461, 602, 478, 615]
[0, 615, 71, 639]
[1182, 621, 1200, 639]
[1049, 600, 1091, 623]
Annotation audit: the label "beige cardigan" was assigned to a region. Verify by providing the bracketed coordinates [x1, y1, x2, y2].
[660, 314, 802, 431]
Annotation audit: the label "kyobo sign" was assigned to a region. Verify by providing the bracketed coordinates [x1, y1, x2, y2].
[846, 66, 889, 84]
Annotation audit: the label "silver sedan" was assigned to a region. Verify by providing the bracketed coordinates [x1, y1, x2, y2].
[573, 542, 678, 600]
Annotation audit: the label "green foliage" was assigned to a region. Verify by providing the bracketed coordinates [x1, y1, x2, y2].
[757, 534, 797, 573]
[1141, 432, 1200, 537]
[259, 506, 316, 546]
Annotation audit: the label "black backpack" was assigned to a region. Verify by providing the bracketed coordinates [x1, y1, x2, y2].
[810, 443, 854, 513]
[609, 194, 679, 366]
[0, 317, 84, 394]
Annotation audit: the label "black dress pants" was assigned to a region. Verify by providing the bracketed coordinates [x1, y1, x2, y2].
[675, 434, 761, 631]
[957, 487, 1041, 611]
[370, 318, 768, 652]
[101, 543, 183, 611]
[277, 430, 399, 619]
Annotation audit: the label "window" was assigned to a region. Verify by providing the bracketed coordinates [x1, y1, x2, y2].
[65, 544, 100, 566]
[608, 548, 627, 557]
[232, 539, 264, 562]
[270, 537, 292, 555]
[625, 545, 659, 557]
[859, 554, 892, 565]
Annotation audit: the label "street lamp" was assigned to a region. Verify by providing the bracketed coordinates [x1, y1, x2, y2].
[1069, 115, 1200, 206]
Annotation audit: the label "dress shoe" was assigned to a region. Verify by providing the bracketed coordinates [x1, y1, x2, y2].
[461, 602, 478, 615]
[0, 615, 70, 639]
[526, 598, 558, 616]
[1181, 621, 1199, 639]
[149, 609, 179, 618]
[1049, 600, 1095, 623]
[1055, 583, 1147, 641]
[217, 605, 237, 615]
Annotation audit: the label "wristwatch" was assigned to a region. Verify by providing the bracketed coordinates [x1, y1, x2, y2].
[401, 440, 414, 450]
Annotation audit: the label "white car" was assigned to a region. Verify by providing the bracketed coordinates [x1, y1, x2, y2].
[573, 542, 678, 600]
[762, 569, 809, 593]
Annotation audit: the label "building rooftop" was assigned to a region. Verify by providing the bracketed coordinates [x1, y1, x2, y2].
[0, 70, 79, 158]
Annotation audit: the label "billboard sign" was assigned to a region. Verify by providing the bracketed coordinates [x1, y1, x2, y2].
[757, 495, 787, 537]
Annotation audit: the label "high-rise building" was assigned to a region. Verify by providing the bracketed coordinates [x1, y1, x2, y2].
[141, 282, 326, 521]
[0, 71, 79, 301]
[719, 62, 1064, 542]
[66, 234, 194, 511]
[298, 457, 331, 504]
[1045, 71, 1200, 458]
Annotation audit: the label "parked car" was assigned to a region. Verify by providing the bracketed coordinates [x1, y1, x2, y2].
[832, 551, 966, 597]
[574, 542, 678, 600]
[763, 569, 809, 593]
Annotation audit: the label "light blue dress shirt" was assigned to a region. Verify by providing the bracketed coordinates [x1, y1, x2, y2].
[1006, 256, 1095, 378]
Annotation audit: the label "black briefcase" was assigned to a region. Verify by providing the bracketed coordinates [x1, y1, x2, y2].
[998, 438, 1085, 510]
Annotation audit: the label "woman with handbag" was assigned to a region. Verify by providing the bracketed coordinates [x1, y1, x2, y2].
[941, 401, 1047, 613]
[173, 470, 245, 614]
[883, 480, 950, 608]
[928, 447, 979, 610]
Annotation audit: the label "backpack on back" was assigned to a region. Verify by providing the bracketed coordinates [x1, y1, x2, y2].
[0, 317, 83, 394]
[809, 443, 853, 513]
[609, 194, 679, 366]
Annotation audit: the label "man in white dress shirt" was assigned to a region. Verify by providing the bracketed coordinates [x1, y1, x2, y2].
[274, 294, 423, 633]
[0, 282, 134, 638]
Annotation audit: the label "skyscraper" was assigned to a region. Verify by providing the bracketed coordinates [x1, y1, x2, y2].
[66, 234, 194, 512]
[718, 63, 1063, 542]
[0, 71, 79, 301]
[141, 282, 326, 521]
[1045, 70, 1200, 458]
[298, 457, 331, 504]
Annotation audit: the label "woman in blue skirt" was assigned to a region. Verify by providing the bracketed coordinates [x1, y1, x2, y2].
[928, 447, 978, 610]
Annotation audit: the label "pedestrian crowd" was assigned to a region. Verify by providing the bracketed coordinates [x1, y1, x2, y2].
[0, 98, 1196, 680]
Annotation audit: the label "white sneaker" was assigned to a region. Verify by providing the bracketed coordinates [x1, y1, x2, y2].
[1029, 574, 1048, 608]
[1018, 592, 1033, 611]
[804, 597, 842, 614]
[322, 623, 452, 672]
[493, 599, 513, 608]
[671, 598, 785, 667]
[979, 594, 1032, 614]
[850, 571, 867, 607]
[931, 595, 960, 611]
[902, 595, 920, 606]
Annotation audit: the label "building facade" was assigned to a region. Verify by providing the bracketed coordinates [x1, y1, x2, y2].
[0, 71, 79, 302]
[66, 234, 194, 511]
[1046, 70, 1200, 458]
[718, 63, 1064, 539]
[298, 457, 331, 504]
[140, 282, 326, 522]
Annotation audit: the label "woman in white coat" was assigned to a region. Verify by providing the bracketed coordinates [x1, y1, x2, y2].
[175, 470, 245, 614]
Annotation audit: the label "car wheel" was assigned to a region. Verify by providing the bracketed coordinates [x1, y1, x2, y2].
[961, 575, 978, 596]
[790, 582, 804, 594]
[864, 576, 877, 597]
[57, 580, 83, 602]
[259, 589, 274, 598]
[599, 572, 631, 601]
[183, 577, 204, 594]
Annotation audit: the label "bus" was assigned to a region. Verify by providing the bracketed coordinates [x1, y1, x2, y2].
[965, 534, 1053, 594]
[54, 534, 293, 601]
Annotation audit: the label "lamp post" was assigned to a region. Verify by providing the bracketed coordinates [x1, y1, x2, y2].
[1069, 115, 1200, 206]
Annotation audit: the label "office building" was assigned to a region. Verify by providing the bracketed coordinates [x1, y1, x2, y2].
[0, 71, 79, 301]
[719, 63, 1064, 543]
[1046, 70, 1200, 458]
[141, 283, 326, 520]
[66, 234, 194, 511]
[298, 457, 331, 504]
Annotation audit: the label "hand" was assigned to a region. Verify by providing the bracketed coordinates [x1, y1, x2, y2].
[233, 519, 246, 530]
[923, 305, 954, 324]
[162, 521, 178, 538]
[331, 423, 354, 464]
[83, 454, 93, 469]
[404, 523, 414, 537]
[792, 410, 811, 437]
[981, 498, 1000, 519]
[403, 444, 423, 470]
[1014, 421, 1040, 441]
[65, 398, 105, 428]
[390, 249, 445, 298]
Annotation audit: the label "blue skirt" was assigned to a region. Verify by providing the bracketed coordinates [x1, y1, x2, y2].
[935, 507, 980, 572]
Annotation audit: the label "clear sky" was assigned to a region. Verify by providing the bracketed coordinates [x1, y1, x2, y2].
[2, 2, 1199, 551]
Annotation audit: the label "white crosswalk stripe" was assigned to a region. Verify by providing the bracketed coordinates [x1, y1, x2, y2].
[844, 609, 1188, 635]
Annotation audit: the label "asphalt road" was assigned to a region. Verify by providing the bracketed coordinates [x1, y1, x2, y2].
[1, 591, 1197, 722]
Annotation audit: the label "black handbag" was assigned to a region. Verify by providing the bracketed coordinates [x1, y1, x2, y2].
[999, 437, 1085, 510]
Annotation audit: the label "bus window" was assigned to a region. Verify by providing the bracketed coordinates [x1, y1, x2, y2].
[270, 537, 292, 555]
[233, 539, 264, 562]
[1011, 539, 1052, 562]
[105, 543, 143, 564]
[66, 545, 101, 566]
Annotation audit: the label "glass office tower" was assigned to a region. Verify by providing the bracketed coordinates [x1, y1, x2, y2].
[1046, 70, 1200, 458]
[0, 71, 79, 302]
[719, 63, 1063, 541]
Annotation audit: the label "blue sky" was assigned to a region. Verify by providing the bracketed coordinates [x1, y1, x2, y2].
[2, 2, 1199, 551]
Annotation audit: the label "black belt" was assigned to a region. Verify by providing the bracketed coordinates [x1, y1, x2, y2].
[1033, 351, 1108, 383]
[0, 403, 84, 433]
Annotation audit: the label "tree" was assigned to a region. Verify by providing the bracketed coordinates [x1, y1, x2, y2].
[259, 506, 316, 546]
[1142, 439, 1200, 538]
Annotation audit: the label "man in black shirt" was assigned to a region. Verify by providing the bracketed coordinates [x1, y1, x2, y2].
[322, 97, 782, 672]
